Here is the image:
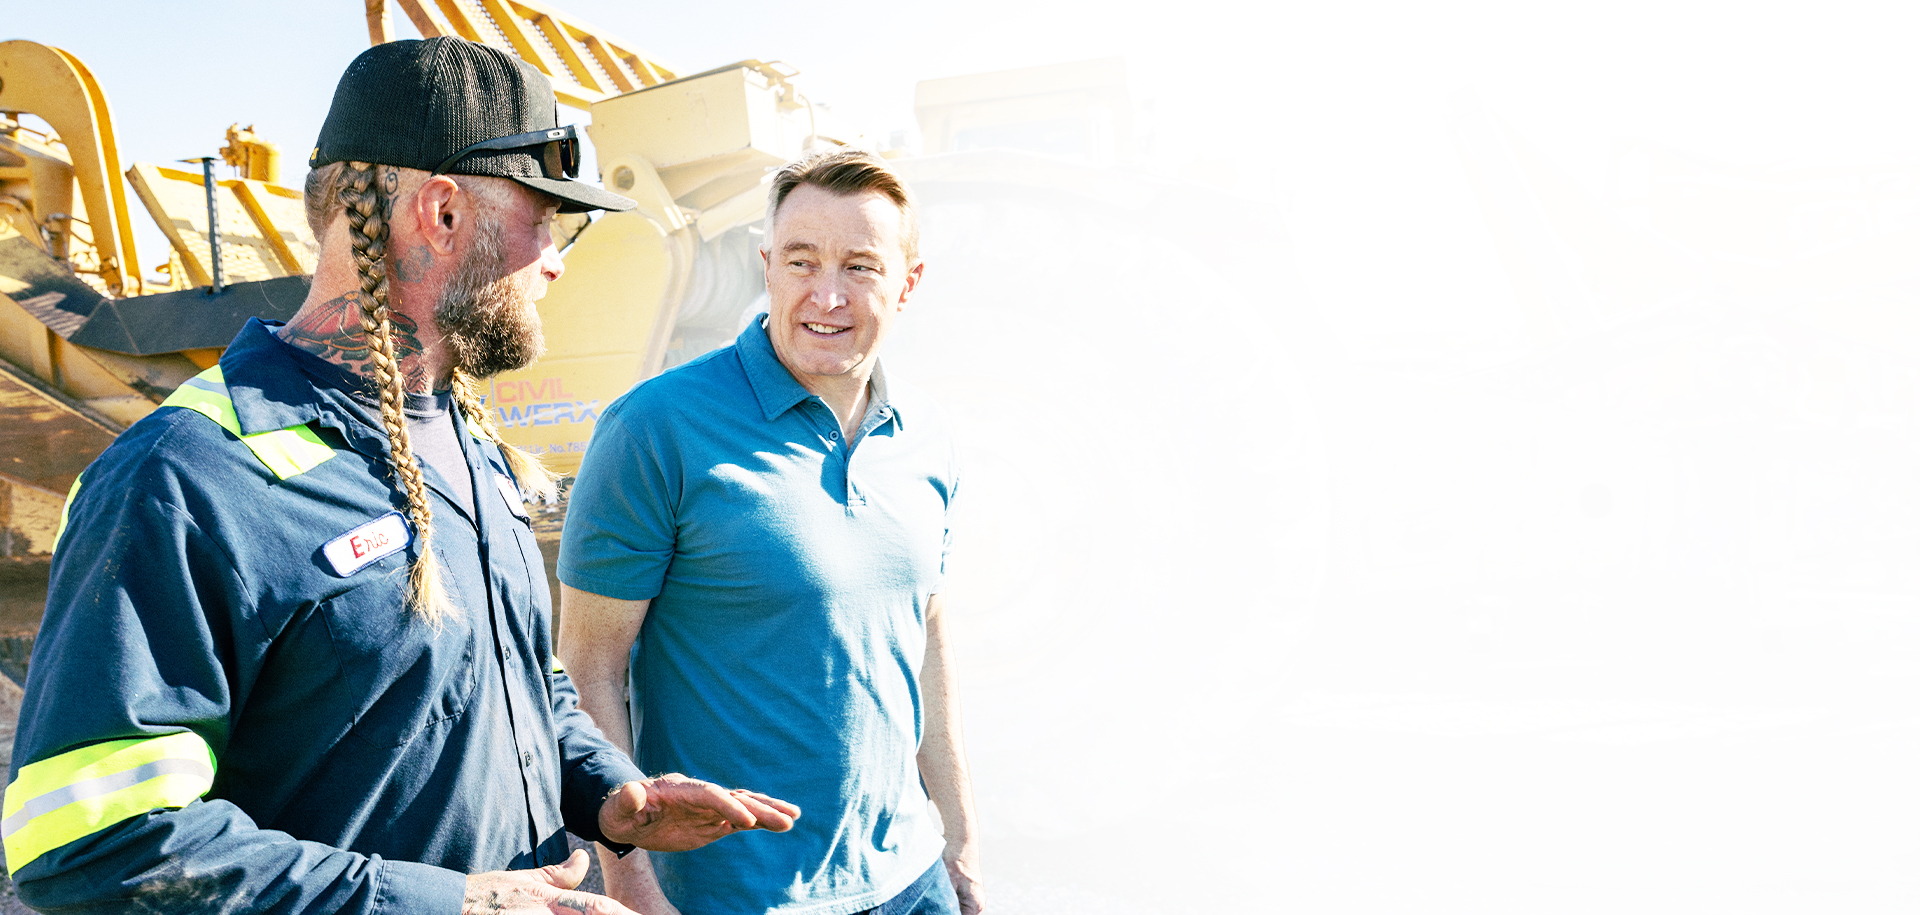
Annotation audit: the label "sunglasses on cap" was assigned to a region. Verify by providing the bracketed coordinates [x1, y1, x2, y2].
[432, 125, 580, 180]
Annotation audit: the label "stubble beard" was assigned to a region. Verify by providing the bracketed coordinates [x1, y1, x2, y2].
[433, 209, 547, 379]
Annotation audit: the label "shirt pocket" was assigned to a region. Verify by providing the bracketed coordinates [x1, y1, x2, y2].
[318, 581, 479, 749]
[493, 471, 533, 524]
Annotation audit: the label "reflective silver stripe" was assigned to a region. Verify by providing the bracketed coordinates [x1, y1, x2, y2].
[0, 758, 214, 839]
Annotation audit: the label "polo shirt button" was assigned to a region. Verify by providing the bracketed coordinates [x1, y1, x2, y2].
[829, 431, 840, 440]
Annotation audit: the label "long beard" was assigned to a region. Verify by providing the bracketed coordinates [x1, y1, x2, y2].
[434, 212, 547, 378]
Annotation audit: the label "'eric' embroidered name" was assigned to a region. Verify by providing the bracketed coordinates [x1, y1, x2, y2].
[322, 511, 412, 576]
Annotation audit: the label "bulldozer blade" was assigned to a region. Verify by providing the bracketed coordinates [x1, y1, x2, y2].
[68, 274, 309, 356]
[0, 235, 105, 340]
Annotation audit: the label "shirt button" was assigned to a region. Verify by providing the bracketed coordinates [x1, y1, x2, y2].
[830, 430, 840, 440]
[522, 750, 533, 768]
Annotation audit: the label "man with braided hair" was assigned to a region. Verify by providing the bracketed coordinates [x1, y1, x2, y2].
[3, 37, 797, 914]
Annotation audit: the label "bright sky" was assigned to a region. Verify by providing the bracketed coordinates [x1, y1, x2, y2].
[12, 0, 1919, 321]
[14, 1, 1920, 184]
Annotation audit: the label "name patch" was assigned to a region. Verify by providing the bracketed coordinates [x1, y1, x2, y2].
[322, 511, 412, 577]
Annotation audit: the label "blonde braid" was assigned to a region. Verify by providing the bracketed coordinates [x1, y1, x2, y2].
[341, 161, 456, 626]
[449, 370, 559, 502]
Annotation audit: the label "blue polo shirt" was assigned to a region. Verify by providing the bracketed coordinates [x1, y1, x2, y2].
[560, 319, 955, 915]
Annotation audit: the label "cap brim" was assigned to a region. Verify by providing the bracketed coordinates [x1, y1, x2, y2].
[512, 174, 638, 213]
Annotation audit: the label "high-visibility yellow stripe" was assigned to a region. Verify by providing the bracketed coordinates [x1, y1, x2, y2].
[51, 473, 83, 555]
[243, 424, 336, 478]
[2, 733, 216, 874]
[159, 368, 336, 480]
[161, 384, 244, 437]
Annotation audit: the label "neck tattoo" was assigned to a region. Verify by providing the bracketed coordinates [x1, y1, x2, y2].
[279, 291, 431, 392]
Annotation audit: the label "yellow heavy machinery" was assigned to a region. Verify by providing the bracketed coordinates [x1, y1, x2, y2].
[0, 38, 333, 666]
[0, 1, 1320, 745]
[0, 5, 1320, 905]
[0, 0, 865, 677]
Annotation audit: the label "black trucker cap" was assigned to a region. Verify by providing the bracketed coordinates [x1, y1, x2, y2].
[309, 37, 635, 214]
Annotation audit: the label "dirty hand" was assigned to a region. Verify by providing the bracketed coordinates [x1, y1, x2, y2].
[463, 849, 638, 914]
[599, 774, 801, 852]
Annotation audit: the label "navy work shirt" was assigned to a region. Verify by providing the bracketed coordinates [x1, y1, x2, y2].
[5, 319, 642, 913]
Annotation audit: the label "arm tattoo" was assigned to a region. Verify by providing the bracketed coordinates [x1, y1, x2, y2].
[279, 291, 428, 389]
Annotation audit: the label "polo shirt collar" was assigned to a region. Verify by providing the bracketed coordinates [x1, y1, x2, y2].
[735, 317, 909, 430]
[736, 317, 811, 421]
[860, 360, 905, 434]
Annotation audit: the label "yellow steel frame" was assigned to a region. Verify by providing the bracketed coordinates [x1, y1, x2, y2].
[126, 164, 314, 287]
[0, 41, 143, 295]
[369, 0, 681, 109]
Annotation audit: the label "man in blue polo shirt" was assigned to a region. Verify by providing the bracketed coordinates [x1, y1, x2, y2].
[559, 148, 983, 915]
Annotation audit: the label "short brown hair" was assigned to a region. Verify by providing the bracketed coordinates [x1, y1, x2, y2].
[766, 147, 919, 262]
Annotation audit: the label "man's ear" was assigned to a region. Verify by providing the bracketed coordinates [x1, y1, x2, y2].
[896, 260, 925, 310]
[411, 175, 463, 256]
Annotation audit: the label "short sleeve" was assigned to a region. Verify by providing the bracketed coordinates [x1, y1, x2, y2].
[558, 408, 680, 601]
[940, 469, 957, 583]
